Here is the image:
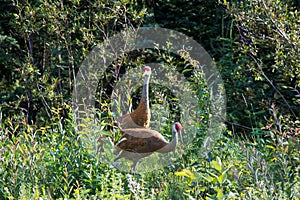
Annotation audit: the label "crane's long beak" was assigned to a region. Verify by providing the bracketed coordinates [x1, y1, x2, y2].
[179, 131, 183, 144]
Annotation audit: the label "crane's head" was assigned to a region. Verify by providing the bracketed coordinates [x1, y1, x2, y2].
[173, 122, 183, 143]
[142, 66, 151, 76]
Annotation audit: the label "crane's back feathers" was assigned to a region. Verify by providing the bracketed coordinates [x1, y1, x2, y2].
[117, 98, 151, 129]
[116, 128, 168, 153]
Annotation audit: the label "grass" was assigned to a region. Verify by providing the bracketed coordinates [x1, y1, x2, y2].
[0, 108, 299, 200]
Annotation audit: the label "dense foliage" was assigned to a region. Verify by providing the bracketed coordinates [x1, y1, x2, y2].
[0, 0, 299, 199]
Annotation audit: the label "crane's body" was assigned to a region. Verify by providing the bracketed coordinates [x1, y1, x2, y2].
[114, 122, 183, 172]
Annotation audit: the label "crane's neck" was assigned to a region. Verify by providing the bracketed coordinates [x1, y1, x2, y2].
[158, 127, 178, 153]
[141, 75, 150, 107]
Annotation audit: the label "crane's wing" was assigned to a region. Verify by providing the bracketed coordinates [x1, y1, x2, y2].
[116, 128, 169, 153]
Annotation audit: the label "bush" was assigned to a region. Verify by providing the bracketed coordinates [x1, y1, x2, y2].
[217, 0, 300, 133]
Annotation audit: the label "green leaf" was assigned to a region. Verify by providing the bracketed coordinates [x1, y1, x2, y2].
[211, 157, 222, 172]
[175, 169, 196, 180]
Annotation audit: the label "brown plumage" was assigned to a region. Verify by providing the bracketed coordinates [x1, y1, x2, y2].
[114, 122, 183, 172]
[117, 66, 151, 129]
[98, 66, 151, 153]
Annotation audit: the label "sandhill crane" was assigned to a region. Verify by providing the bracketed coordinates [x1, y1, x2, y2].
[114, 122, 183, 172]
[97, 66, 151, 153]
[117, 66, 151, 129]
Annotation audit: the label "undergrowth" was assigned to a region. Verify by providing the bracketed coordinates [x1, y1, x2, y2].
[0, 105, 299, 199]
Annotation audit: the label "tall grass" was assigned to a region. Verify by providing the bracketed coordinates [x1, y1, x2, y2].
[1, 105, 299, 199]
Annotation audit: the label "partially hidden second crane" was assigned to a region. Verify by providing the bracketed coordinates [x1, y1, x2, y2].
[114, 122, 183, 172]
[98, 66, 151, 153]
[117, 66, 151, 129]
